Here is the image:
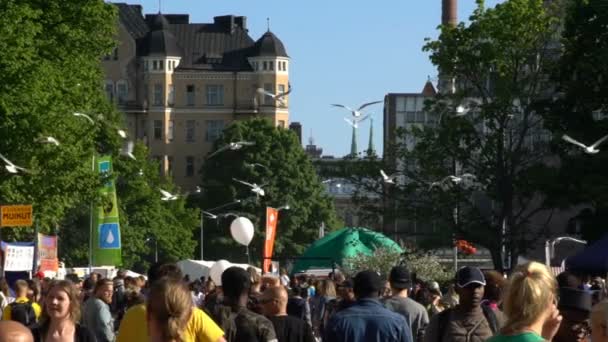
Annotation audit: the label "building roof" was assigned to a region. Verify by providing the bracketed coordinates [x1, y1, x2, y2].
[140, 15, 183, 57]
[422, 80, 437, 96]
[114, 3, 148, 39]
[116, 5, 283, 71]
[252, 31, 289, 57]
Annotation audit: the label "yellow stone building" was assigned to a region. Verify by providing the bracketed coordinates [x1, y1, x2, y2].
[102, 4, 290, 190]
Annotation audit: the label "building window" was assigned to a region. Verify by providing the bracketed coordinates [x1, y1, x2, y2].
[117, 81, 128, 105]
[278, 120, 286, 128]
[153, 84, 163, 106]
[278, 84, 286, 95]
[113, 48, 118, 60]
[154, 120, 162, 140]
[139, 119, 146, 139]
[104, 81, 114, 102]
[186, 156, 195, 177]
[168, 120, 174, 142]
[206, 85, 224, 106]
[167, 156, 173, 175]
[159, 60, 164, 70]
[186, 85, 195, 106]
[205, 120, 225, 142]
[263, 83, 274, 105]
[168, 61, 172, 71]
[269, 61, 274, 71]
[173, 60, 177, 69]
[186, 120, 195, 142]
[152, 60, 158, 70]
[144, 60, 149, 71]
[263, 61, 268, 70]
[168, 84, 175, 107]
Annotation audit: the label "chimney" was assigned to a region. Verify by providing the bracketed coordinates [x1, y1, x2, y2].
[442, 0, 457, 27]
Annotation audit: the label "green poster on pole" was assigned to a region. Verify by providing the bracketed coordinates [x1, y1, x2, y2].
[92, 156, 122, 266]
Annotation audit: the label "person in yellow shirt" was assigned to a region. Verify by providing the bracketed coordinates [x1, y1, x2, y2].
[2, 280, 42, 326]
[117, 263, 225, 342]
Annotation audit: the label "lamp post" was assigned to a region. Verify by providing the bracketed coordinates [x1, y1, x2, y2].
[544, 236, 587, 266]
[200, 199, 242, 260]
[146, 237, 158, 263]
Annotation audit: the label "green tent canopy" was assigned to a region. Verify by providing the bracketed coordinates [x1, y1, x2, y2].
[292, 227, 403, 274]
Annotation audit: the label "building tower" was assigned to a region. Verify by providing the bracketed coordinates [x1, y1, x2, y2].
[439, 0, 458, 94]
[350, 126, 358, 157]
[248, 29, 290, 128]
[366, 118, 375, 156]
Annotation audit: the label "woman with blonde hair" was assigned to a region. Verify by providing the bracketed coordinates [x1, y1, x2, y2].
[592, 300, 608, 342]
[487, 261, 563, 342]
[31, 280, 95, 342]
[146, 277, 193, 342]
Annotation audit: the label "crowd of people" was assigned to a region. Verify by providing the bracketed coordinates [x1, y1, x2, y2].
[0, 261, 606, 342]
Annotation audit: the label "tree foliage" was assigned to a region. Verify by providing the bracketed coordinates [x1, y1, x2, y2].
[0, 1, 199, 270]
[199, 118, 339, 264]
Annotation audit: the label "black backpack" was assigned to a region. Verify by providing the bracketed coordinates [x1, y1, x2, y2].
[10, 301, 36, 327]
[436, 305, 498, 342]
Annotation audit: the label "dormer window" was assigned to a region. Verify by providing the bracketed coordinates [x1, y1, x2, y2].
[269, 61, 274, 71]
[263, 61, 268, 70]
[153, 60, 158, 70]
[159, 60, 164, 70]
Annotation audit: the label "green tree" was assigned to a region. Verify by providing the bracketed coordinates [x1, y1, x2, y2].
[549, 0, 608, 243]
[200, 118, 339, 264]
[390, 0, 563, 270]
[0, 0, 121, 241]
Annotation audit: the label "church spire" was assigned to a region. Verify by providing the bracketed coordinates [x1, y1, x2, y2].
[350, 125, 358, 157]
[366, 118, 375, 156]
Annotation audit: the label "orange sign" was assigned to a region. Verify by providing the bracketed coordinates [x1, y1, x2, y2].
[263, 207, 279, 273]
[1, 205, 33, 227]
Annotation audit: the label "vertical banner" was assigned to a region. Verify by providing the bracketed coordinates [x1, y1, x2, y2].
[92, 156, 122, 266]
[263, 207, 278, 273]
[37, 234, 58, 273]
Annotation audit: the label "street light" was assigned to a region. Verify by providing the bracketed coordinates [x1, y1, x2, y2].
[199, 199, 242, 260]
[146, 237, 158, 263]
[545, 236, 587, 266]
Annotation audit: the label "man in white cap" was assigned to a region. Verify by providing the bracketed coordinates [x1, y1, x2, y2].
[424, 267, 499, 342]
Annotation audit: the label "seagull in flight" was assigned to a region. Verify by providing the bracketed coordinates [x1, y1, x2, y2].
[207, 141, 255, 159]
[380, 170, 400, 184]
[120, 141, 136, 160]
[0, 153, 30, 174]
[344, 114, 370, 129]
[244, 162, 268, 171]
[332, 101, 382, 118]
[37, 136, 60, 146]
[73, 112, 95, 124]
[429, 174, 478, 190]
[160, 189, 178, 201]
[562, 134, 608, 154]
[257, 83, 292, 106]
[233, 178, 266, 197]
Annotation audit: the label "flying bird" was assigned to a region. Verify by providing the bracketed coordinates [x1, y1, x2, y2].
[233, 178, 266, 197]
[73, 112, 95, 124]
[120, 141, 136, 160]
[244, 162, 268, 171]
[207, 141, 255, 159]
[343, 114, 370, 128]
[257, 83, 292, 106]
[160, 189, 178, 201]
[37, 136, 60, 146]
[0, 153, 30, 174]
[429, 174, 478, 190]
[331, 101, 382, 118]
[117, 130, 127, 139]
[380, 170, 400, 184]
[562, 134, 608, 154]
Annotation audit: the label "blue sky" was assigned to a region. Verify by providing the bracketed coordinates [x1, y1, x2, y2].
[112, 0, 503, 156]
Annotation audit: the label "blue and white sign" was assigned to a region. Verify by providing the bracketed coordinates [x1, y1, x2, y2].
[98, 223, 121, 249]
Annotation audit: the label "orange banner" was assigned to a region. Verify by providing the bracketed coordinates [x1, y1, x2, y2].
[263, 207, 279, 273]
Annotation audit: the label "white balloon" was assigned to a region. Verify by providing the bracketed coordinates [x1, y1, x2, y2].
[230, 217, 255, 246]
[209, 259, 231, 286]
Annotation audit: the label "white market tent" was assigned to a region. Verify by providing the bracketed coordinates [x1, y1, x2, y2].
[177, 259, 261, 281]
